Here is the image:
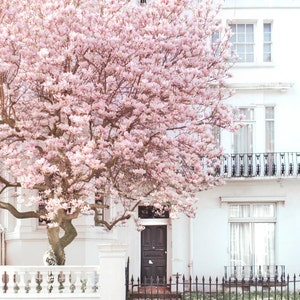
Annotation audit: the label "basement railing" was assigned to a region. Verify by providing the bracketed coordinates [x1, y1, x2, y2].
[0, 265, 100, 297]
[217, 152, 300, 178]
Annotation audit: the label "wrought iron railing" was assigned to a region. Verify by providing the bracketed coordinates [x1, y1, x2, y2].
[218, 152, 300, 178]
[127, 270, 295, 300]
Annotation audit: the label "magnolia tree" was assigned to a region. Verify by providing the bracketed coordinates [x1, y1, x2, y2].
[0, 0, 239, 265]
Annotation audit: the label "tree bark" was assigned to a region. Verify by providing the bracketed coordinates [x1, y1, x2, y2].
[46, 209, 79, 265]
[47, 226, 66, 265]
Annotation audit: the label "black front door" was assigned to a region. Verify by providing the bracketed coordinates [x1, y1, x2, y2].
[141, 225, 167, 285]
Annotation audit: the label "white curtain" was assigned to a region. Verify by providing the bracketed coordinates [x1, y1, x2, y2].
[230, 204, 275, 268]
[230, 223, 251, 266]
[234, 125, 253, 153]
[265, 107, 274, 152]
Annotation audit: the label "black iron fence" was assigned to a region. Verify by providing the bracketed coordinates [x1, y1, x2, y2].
[126, 273, 300, 300]
[219, 152, 300, 178]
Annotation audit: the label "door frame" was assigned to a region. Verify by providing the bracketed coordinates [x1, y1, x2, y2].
[140, 218, 171, 282]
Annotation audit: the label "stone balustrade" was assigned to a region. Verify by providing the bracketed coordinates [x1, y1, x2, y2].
[0, 265, 100, 298]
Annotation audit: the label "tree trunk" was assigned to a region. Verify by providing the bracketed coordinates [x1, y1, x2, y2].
[47, 226, 66, 265]
[47, 218, 78, 265]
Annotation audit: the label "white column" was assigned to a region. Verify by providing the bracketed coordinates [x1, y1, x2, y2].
[98, 243, 127, 300]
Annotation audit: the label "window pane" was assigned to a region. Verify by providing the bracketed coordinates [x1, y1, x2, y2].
[246, 24, 254, 33]
[236, 46, 246, 61]
[237, 33, 245, 42]
[237, 24, 245, 33]
[266, 107, 274, 119]
[264, 53, 271, 62]
[230, 24, 254, 63]
[240, 108, 254, 120]
[253, 204, 275, 217]
[234, 125, 253, 153]
[230, 223, 252, 266]
[264, 44, 271, 53]
[264, 32, 271, 42]
[264, 23, 272, 62]
[253, 223, 275, 266]
[246, 44, 254, 52]
[245, 53, 254, 62]
[264, 23, 271, 32]
[229, 203, 276, 273]
[246, 33, 254, 43]
[230, 205, 250, 218]
[265, 107, 274, 152]
[234, 108, 254, 153]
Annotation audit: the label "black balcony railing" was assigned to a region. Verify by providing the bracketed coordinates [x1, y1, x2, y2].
[218, 152, 300, 178]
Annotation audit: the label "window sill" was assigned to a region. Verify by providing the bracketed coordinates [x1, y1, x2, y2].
[233, 62, 275, 68]
[226, 82, 294, 91]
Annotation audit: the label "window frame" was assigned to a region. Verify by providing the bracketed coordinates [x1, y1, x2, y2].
[263, 22, 272, 62]
[227, 19, 273, 65]
[229, 23, 255, 63]
[228, 202, 277, 268]
[233, 107, 255, 154]
[232, 105, 276, 154]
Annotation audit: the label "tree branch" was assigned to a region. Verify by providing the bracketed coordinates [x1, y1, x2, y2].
[0, 201, 41, 219]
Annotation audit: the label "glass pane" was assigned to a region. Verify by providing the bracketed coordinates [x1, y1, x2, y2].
[229, 35, 236, 43]
[237, 24, 246, 33]
[138, 206, 169, 219]
[230, 24, 237, 33]
[245, 53, 254, 62]
[265, 107, 274, 119]
[246, 33, 254, 43]
[237, 44, 245, 53]
[264, 53, 271, 62]
[265, 107, 274, 151]
[265, 121, 274, 152]
[264, 32, 271, 41]
[240, 108, 254, 120]
[230, 205, 250, 218]
[264, 23, 271, 32]
[246, 44, 254, 53]
[237, 33, 245, 42]
[230, 223, 252, 266]
[253, 223, 275, 266]
[253, 204, 275, 217]
[264, 23, 272, 62]
[246, 24, 254, 33]
[264, 44, 271, 53]
[234, 124, 253, 153]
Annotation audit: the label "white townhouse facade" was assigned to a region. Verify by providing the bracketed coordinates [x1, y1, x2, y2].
[121, 0, 300, 282]
[1, 0, 300, 286]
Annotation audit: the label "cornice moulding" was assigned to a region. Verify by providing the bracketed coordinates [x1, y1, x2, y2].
[226, 82, 294, 92]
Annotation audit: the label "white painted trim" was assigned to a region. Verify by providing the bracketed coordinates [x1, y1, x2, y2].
[220, 196, 286, 203]
[226, 82, 294, 91]
[140, 218, 170, 226]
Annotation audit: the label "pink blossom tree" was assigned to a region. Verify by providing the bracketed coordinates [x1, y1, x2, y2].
[0, 0, 238, 264]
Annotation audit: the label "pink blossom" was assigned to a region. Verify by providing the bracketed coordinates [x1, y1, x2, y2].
[0, 0, 240, 227]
